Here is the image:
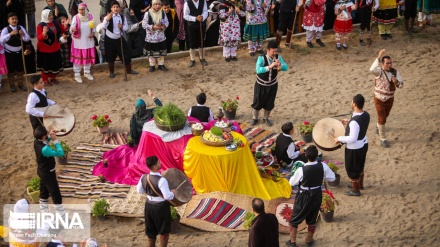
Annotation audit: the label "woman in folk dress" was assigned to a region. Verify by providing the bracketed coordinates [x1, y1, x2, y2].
[218, 0, 245, 62]
[333, 0, 356, 50]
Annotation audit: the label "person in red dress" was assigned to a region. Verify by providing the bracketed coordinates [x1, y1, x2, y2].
[333, 0, 356, 50]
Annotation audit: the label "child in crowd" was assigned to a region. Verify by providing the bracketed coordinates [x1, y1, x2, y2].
[142, 0, 169, 72]
[218, 0, 245, 62]
[273, 122, 308, 167]
[102, 1, 138, 78]
[0, 40, 7, 91]
[162, 0, 179, 53]
[59, 14, 73, 68]
[96, 14, 107, 64]
[333, 0, 355, 50]
[188, 92, 214, 123]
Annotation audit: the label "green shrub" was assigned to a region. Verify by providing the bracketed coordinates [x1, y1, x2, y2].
[170, 206, 180, 221]
[154, 103, 186, 127]
[92, 199, 110, 217]
[242, 211, 256, 230]
[28, 177, 40, 192]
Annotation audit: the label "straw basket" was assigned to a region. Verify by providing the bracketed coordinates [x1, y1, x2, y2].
[191, 128, 203, 136]
[155, 121, 186, 132]
[200, 136, 232, 147]
[27, 187, 40, 203]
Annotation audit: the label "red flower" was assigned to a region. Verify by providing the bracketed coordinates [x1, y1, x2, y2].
[267, 170, 273, 175]
[236, 96, 240, 100]
[304, 121, 309, 125]
[91, 115, 97, 120]
[104, 115, 109, 119]
[107, 119, 112, 123]
[221, 100, 224, 103]
[228, 98, 230, 101]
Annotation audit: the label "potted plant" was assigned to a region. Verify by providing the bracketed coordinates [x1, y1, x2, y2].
[154, 103, 187, 132]
[91, 114, 112, 134]
[296, 121, 315, 143]
[320, 189, 338, 222]
[92, 199, 110, 221]
[242, 211, 256, 230]
[221, 96, 239, 120]
[27, 177, 40, 203]
[170, 206, 181, 234]
[326, 160, 341, 188]
[51, 141, 71, 165]
[127, 136, 134, 148]
[254, 151, 263, 163]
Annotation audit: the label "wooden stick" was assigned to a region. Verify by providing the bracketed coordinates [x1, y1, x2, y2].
[174, 179, 187, 191]
[288, 9, 299, 51]
[119, 26, 128, 81]
[20, 33, 30, 93]
[369, 5, 374, 46]
[200, 21, 205, 71]
[46, 116, 64, 118]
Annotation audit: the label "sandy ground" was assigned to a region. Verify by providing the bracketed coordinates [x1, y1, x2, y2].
[1, 1, 440, 246]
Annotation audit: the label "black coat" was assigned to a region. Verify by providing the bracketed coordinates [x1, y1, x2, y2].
[248, 213, 279, 247]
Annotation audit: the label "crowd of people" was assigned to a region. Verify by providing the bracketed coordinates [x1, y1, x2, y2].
[0, 0, 437, 91]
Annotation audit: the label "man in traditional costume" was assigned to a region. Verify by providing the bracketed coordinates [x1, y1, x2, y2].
[26, 75, 56, 131]
[248, 198, 279, 247]
[142, 0, 169, 72]
[243, 0, 270, 56]
[286, 145, 335, 247]
[373, 0, 397, 39]
[300, 0, 326, 48]
[184, 0, 209, 67]
[251, 41, 287, 126]
[275, 0, 299, 51]
[356, 0, 379, 45]
[175, 0, 187, 51]
[218, 0, 245, 61]
[188, 92, 214, 123]
[369, 49, 403, 148]
[333, 0, 355, 50]
[274, 122, 308, 166]
[137, 156, 175, 247]
[163, 0, 180, 53]
[334, 94, 370, 196]
[0, 12, 31, 92]
[417, 0, 439, 27]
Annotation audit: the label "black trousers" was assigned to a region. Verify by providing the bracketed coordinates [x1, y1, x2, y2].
[5, 51, 24, 73]
[29, 115, 44, 132]
[251, 82, 278, 111]
[104, 35, 132, 64]
[345, 143, 369, 179]
[38, 170, 62, 204]
[144, 200, 171, 238]
[359, 6, 372, 31]
[278, 11, 295, 33]
[289, 188, 322, 227]
[404, 0, 417, 20]
[186, 21, 206, 49]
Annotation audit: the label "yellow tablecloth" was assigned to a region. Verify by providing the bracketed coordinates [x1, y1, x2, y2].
[183, 132, 292, 200]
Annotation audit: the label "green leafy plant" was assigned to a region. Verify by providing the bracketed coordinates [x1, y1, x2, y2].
[210, 126, 223, 136]
[221, 96, 239, 112]
[321, 190, 339, 213]
[127, 136, 134, 144]
[296, 121, 315, 135]
[242, 211, 256, 230]
[91, 114, 112, 128]
[92, 199, 110, 217]
[28, 177, 40, 193]
[49, 141, 71, 156]
[325, 160, 340, 175]
[255, 151, 263, 159]
[170, 206, 180, 221]
[154, 103, 186, 127]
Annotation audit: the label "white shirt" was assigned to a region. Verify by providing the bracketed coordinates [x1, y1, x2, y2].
[102, 13, 128, 39]
[0, 25, 30, 52]
[96, 22, 106, 41]
[187, 104, 214, 122]
[337, 111, 368, 150]
[289, 161, 336, 188]
[25, 89, 56, 117]
[183, 0, 208, 22]
[70, 16, 96, 49]
[283, 133, 300, 163]
[136, 172, 174, 202]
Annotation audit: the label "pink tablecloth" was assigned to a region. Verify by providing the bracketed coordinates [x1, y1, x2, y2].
[92, 118, 243, 185]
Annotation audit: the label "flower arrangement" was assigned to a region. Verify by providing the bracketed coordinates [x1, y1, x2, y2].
[321, 190, 339, 213]
[89, 20, 95, 29]
[325, 160, 340, 175]
[296, 121, 315, 135]
[221, 96, 239, 112]
[91, 114, 112, 128]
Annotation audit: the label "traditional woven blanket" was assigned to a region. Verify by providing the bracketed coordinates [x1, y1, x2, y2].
[240, 122, 278, 153]
[186, 198, 246, 229]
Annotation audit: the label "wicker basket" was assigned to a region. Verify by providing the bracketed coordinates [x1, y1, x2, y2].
[155, 120, 186, 132]
[200, 135, 232, 147]
[191, 128, 203, 136]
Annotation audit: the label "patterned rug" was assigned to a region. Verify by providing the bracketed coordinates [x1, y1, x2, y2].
[187, 198, 246, 229]
[58, 143, 131, 199]
[240, 122, 278, 153]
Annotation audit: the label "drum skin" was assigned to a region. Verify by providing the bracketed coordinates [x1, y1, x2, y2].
[35, 105, 75, 136]
[162, 168, 192, 206]
[312, 118, 345, 152]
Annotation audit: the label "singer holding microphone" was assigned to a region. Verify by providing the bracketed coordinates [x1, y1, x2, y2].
[251, 40, 288, 127]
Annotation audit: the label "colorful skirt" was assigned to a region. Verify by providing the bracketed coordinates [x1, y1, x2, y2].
[36, 50, 64, 74]
[334, 19, 353, 34]
[417, 0, 440, 15]
[373, 8, 398, 24]
[0, 53, 7, 75]
[243, 23, 270, 42]
[145, 40, 167, 58]
[70, 47, 96, 65]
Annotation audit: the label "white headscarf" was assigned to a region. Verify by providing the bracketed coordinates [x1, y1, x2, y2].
[41, 9, 53, 23]
[78, 3, 90, 22]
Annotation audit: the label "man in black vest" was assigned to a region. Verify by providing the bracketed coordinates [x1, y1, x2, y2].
[251, 41, 287, 126]
[286, 145, 335, 247]
[188, 92, 214, 123]
[334, 94, 370, 196]
[0, 12, 31, 92]
[275, 0, 300, 51]
[137, 156, 175, 247]
[183, 0, 208, 67]
[33, 126, 66, 216]
[274, 122, 307, 166]
[25, 75, 56, 131]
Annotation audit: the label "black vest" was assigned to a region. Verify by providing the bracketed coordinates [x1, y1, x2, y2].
[6, 26, 21, 48]
[345, 112, 370, 140]
[107, 15, 125, 36]
[190, 106, 210, 122]
[34, 139, 56, 174]
[301, 162, 324, 188]
[38, 21, 61, 46]
[359, 0, 372, 8]
[32, 89, 49, 107]
[274, 134, 294, 165]
[148, 10, 165, 25]
[142, 174, 162, 197]
[186, 0, 205, 27]
[280, 0, 297, 13]
[256, 55, 278, 86]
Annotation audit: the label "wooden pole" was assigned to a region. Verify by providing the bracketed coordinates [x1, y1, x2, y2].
[288, 9, 299, 51]
[200, 21, 205, 71]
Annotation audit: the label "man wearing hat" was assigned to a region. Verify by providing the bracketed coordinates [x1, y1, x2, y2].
[251, 40, 287, 126]
[183, 0, 209, 67]
[334, 94, 370, 196]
